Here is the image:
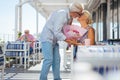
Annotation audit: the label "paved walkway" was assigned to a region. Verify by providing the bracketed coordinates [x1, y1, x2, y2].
[3, 49, 72, 80]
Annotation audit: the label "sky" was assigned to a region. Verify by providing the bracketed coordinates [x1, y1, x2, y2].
[0, 0, 46, 41]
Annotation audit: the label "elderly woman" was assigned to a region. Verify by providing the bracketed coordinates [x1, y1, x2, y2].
[77, 10, 95, 45]
[73, 10, 95, 59]
[18, 29, 36, 54]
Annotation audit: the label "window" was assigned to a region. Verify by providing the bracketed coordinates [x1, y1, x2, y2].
[118, 0, 120, 39]
[109, 0, 119, 39]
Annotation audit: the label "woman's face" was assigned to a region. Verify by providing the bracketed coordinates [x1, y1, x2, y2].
[77, 13, 88, 22]
[24, 31, 29, 35]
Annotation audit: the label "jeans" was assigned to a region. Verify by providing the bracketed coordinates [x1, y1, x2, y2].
[40, 42, 61, 80]
[30, 47, 33, 54]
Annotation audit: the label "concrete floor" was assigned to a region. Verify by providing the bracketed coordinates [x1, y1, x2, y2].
[3, 49, 72, 80]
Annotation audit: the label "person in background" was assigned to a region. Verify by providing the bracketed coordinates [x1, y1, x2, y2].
[39, 2, 84, 80]
[73, 10, 95, 59]
[18, 29, 36, 54]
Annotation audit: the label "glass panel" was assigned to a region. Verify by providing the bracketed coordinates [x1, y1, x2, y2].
[110, 0, 114, 39]
[119, 0, 120, 38]
[98, 5, 103, 41]
[113, 0, 118, 39]
[98, 7, 102, 41]
[101, 5, 103, 41]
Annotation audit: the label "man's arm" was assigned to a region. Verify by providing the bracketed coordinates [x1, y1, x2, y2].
[65, 38, 81, 45]
[53, 11, 67, 41]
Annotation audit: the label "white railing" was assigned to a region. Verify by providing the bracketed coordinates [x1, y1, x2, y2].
[74, 45, 120, 75]
[4, 41, 31, 69]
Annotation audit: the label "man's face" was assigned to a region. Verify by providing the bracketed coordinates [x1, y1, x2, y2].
[70, 12, 81, 18]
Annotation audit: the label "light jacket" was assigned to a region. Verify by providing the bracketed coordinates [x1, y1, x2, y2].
[40, 8, 71, 44]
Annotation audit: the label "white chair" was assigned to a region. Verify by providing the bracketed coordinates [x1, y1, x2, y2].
[32, 41, 42, 65]
[4, 41, 32, 69]
[0, 44, 5, 80]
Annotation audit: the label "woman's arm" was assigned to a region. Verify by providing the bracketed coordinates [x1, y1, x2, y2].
[87, 27, 95, 45]
[17, 35, 24, 41]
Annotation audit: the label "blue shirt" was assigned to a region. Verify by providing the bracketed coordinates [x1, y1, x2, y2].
[40, 8, 71, 44]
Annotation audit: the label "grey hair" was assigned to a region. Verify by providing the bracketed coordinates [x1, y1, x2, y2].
[69, 2, 84, 12]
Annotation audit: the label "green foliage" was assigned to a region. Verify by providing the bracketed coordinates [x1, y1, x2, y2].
[18, 32, 22, 38]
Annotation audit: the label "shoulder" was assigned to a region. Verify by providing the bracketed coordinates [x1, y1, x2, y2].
[50, 8, 68, 18]
[29, 34, 34, 37]
[50, 9, 68, 21]
[88, 26, 94, 31]
[56, 9, 68, 16]
[88, 27, 95, 34]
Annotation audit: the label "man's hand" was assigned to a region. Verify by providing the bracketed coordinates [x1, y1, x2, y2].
[65, 38, 81, 45]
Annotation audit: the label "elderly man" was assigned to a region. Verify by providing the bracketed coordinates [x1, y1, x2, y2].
[39, 2, 84, 80]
